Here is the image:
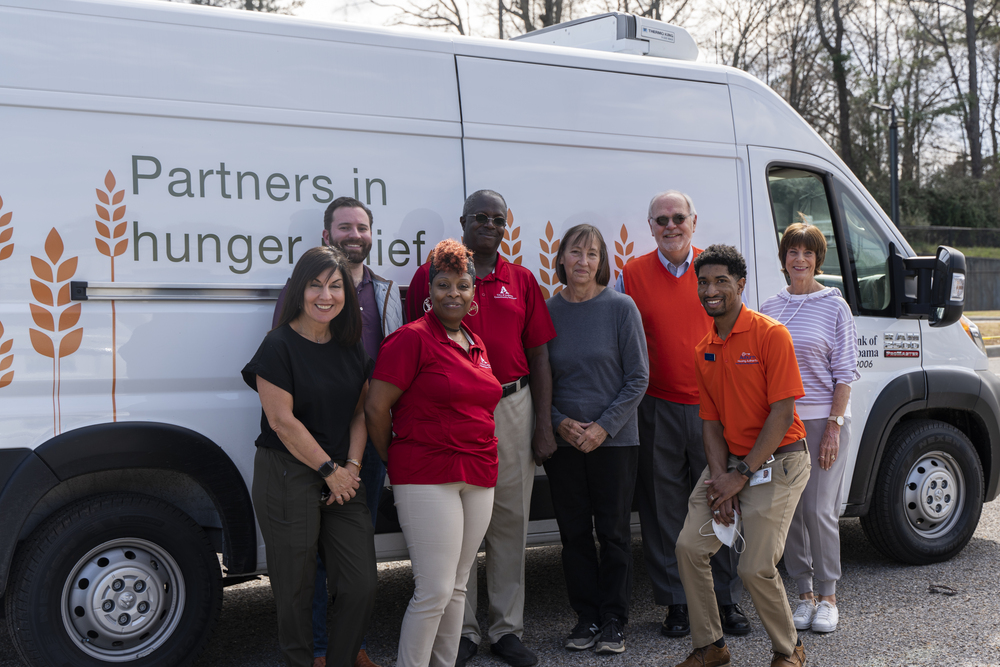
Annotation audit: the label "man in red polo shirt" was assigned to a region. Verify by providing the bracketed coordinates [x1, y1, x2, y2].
[674, 244, 810, 667]
[406, 190, 556, 667]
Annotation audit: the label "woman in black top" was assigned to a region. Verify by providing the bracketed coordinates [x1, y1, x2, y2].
[242, 246, 377, 667]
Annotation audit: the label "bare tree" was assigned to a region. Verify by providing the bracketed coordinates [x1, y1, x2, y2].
[815, 0, 857, 172]
[180, 0, 304, 13]
[908, 0, 1000, 178]
[371, 0, 468, 33]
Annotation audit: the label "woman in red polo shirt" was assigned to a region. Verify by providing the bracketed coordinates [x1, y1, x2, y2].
[365, 239, 502, 667]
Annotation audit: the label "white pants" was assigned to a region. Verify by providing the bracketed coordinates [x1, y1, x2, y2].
[395, 482, 495, 667]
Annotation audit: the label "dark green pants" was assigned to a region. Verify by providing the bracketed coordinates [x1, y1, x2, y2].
[253, 446, 377, 667]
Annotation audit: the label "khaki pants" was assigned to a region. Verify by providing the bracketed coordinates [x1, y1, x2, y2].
[395, 483, 495, 667]
[463, 386, 536, 643]
[676, 450, 810, 656]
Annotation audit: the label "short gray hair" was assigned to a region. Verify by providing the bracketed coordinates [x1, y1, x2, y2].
[648, 190, 697, 218]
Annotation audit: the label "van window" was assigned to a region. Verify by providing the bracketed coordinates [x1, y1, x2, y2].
[834, 182, 893, 315]
[767, 167, 845, 297]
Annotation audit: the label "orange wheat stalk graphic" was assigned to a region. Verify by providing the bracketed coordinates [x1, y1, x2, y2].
[537, 221, 562, 299]
[500, 209, 522, 265]
[0, 195, 12, 262]
[0, 321, 12, 390]
[613, 225, 635, 280]
[95, 170, 127, 421]
[29, 228, 83, 435]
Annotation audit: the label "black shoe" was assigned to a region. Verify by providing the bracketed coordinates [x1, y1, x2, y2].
[720, 603, 751, 636]
[455, 637, 478, 667]
[660, 604, 690, 637]
[489, 634, 538, 667]
[594, 616, 625, 655]
[564, 620, 601, 650]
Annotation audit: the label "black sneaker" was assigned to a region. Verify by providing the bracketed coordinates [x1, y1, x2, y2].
[564, 620, 600, 650]
[594, 616, 625, 655]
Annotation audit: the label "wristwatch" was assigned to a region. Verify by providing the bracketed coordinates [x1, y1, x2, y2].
[828, 415, 845, 426]
[735, 460, 753, 479]
[318, 460, 339, 478]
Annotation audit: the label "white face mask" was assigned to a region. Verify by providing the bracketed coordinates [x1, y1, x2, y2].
[700, 510, 745, 553]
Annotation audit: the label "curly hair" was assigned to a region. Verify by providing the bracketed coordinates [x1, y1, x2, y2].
[428, 239, 476, 283]
[693, 244, 747, 281]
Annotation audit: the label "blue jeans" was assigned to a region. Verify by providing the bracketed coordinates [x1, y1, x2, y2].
[313, 441, 386, 658]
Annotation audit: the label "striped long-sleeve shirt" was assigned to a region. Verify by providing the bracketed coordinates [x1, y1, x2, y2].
[760, 287, 860, 420]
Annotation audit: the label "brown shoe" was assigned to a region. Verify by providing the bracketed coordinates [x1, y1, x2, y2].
[313, 658, 326, 667]
[770, 643, 806, 667]
[354, 649, 381, 667]
[675, 644, 731, 667]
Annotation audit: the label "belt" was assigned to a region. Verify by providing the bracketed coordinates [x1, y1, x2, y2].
[501, 375, 529, 399]
[735, 439, 807, 460]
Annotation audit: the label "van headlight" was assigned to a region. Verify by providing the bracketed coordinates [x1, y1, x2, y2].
[960, 315, 987, 355]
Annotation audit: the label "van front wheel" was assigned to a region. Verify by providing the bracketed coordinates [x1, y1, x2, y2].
[4, 493, 222, 667]
[861, 419, 983, 565]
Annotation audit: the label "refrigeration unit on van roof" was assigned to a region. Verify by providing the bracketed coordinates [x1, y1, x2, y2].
[511, 12, 699, 61]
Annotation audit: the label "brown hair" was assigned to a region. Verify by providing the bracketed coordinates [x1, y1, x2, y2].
[555, 224, 610, 287]
[779, 222, 827, 276]
[428, 238, 476, 283]
[275, 246, 362, 346]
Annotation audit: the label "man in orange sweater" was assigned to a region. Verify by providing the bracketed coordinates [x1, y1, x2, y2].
[618, 191, 748, 639]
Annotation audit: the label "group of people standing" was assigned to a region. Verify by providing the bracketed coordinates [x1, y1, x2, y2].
[241, 185, 859, 667]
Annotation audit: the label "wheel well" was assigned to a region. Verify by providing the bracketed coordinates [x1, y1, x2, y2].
[18, 470, 226, 552]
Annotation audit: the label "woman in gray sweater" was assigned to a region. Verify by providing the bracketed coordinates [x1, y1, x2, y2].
[544, 224, 648, 656]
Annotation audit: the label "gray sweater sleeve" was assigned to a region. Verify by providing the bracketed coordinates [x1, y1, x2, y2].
[594, 297, 649, 438]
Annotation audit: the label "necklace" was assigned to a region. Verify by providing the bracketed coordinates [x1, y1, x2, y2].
[443, 324, 462, 333]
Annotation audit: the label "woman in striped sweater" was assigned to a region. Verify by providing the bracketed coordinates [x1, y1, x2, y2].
[760, 222, 859, 635]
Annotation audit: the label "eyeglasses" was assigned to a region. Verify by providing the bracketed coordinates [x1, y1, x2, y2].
[651, 214, 691, 227]
[473, 213, 507, 228]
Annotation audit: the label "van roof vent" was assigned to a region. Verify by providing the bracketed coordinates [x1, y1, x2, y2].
[511, 13, 698, 61]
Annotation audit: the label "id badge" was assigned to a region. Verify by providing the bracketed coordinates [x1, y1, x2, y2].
[749, 467, 772, 487]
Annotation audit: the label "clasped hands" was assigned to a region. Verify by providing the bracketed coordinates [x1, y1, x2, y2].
[556, 418, 608, 454]
[323, 464, 361, 506]
[704, 470, 746, 526]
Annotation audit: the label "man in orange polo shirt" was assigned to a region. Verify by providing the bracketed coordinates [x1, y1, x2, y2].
[618, 191, 745, 638]
[674, 245, 810, 667]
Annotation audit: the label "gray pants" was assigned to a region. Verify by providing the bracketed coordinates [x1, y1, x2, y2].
[783, 417, 851, 597]
[253, 446, 377, 667]
[635, 394, 742, 606]
[462, 386, 536, 644]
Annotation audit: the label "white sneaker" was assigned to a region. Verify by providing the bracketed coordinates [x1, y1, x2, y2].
[811, 600, 839, 633]
[792, 599, 816, 630]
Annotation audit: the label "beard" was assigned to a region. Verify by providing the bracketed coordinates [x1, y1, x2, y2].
[332, 240, 372, 264]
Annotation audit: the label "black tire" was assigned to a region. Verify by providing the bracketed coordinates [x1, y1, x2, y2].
[861, 419, 983, 565]
[4, 493, 222, 666]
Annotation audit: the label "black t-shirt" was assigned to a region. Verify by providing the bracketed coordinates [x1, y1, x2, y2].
[242, 324, 374, 461]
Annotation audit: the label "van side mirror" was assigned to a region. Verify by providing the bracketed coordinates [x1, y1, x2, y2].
[889, 243, 966, 327]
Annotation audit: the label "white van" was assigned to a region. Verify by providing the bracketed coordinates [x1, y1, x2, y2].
[0, 2, 996, 665]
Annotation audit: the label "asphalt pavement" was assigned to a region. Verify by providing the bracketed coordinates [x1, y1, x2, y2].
[3, 359, 1000, 666]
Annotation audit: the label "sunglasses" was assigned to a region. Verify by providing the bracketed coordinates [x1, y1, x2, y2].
[651, 214, 691, 227]
[472, 213, 507, 228]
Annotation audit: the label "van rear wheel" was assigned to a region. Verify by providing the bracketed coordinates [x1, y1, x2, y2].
[4, 493, 221, 666]
[861, 419, 983, 565]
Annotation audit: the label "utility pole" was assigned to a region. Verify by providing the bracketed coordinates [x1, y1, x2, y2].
[873, 102, 900, 227]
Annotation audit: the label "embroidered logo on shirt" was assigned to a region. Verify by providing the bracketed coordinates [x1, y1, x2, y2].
[479, 358, 492, 369]
[495, 286, 517, 300]
[736, 352, 760, 365]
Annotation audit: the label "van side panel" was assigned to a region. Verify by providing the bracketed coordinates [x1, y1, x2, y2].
[457, 56, 742, 280]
